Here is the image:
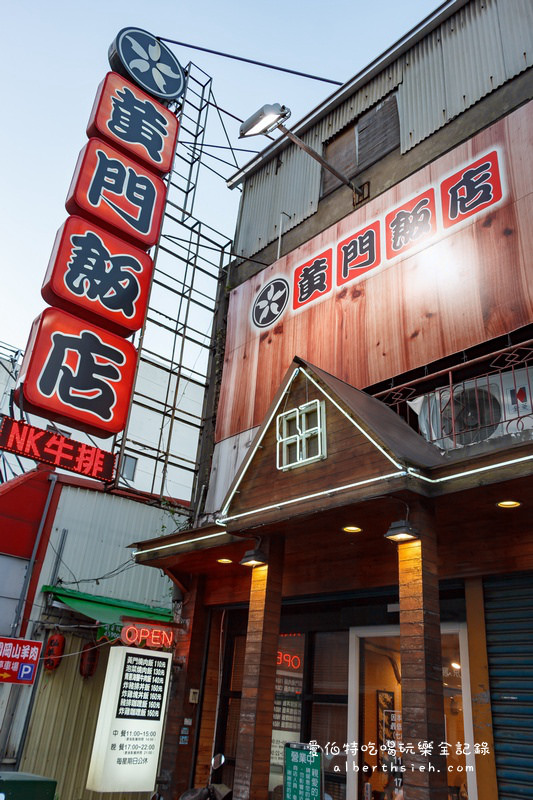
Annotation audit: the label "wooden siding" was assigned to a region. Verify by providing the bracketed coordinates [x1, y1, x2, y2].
[217, 101, 533, 442]
[225, 371, 398, 521]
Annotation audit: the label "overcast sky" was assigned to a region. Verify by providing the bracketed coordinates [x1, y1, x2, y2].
[1, 0, 440, 350]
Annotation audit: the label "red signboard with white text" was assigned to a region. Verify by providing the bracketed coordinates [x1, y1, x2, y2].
[15, 308, 137, 437]
[42, 216, 153, 336]
[65, 138, 167, 248]
[87, 72, 179, 174]
[0, 637, 42, 685]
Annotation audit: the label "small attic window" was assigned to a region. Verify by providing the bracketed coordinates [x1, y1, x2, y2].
[276, 399, 326, 470]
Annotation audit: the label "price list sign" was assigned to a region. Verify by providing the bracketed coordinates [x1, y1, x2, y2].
[87, 647, 171, 793]
[284, 743, 323, 800]
[117, 652, 168, 720]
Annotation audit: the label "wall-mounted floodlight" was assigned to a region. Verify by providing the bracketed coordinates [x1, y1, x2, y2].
[239, 103, 291, 137]
[240, 102, 364, 203]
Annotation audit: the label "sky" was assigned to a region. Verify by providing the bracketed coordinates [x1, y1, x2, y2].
[1, 0, 440, 351]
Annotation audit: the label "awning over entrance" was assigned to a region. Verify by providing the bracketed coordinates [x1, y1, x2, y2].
[41, 585, 172, 625]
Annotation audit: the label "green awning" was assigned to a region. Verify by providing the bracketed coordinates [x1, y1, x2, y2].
[42, 585, 172, 625]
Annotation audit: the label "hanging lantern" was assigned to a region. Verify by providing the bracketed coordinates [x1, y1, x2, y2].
[79, 642, 99, 678]
[43, 633, 65, 670]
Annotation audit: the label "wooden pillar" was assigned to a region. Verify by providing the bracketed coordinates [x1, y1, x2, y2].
[233, 537, 284, 800]
[465, 578, 498, 799]
[158, 574, 209, 799]
[397, 501, 448, 800]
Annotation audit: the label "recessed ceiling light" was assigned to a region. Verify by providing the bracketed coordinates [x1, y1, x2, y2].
[217, 558, 233, 564]
[451, 661, 461, 670]
[343, 525, 362, 533]
[497, 500, 521, 508]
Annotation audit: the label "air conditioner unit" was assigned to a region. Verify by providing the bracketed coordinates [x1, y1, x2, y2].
[417, 367, 533, 450]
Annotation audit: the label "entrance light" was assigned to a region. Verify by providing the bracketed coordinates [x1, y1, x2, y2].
[384, 519, 420, 543]
[240, 539, 268, 567]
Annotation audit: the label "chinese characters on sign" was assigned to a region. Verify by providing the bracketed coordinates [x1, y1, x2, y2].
[88, 72, 179, 173]
[117, 652, 168, 720]
[66, 138, 166, 248]
[251, 149, 504, 329]
[0, 637, 43, 685]
[15, 308, 137, 437]
[87, 647, 172, 793]
[0, 417, 116, 481]
[42, 216, 154, 336]
[440, 151, 502, 228]
[13, 37, 179, 444]
[284, 743, 322, 800]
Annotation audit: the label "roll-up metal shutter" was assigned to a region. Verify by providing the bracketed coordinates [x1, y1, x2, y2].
[484, 573, 533, 799]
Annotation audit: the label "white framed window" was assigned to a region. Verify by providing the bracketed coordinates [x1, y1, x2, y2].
[276, 399, 326, 470]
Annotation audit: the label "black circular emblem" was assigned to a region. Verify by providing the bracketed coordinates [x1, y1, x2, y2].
[109, 28, 186, 103]
[252, 278, 290, 328]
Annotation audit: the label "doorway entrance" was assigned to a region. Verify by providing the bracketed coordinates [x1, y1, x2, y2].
[347, 624, 477, 800]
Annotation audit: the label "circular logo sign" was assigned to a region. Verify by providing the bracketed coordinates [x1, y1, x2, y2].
[109, 28, 186, 103]
[252, 278, 290, 328]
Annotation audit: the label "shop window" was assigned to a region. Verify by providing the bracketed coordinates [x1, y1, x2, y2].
[269, 634, 305, 795]
[276, 399, 326, 470]
[321, 94, 400, 196]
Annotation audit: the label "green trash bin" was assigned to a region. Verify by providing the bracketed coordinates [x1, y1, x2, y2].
[0, 772, 57, 800]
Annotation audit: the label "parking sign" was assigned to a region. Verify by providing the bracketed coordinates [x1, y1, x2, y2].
[0, 637, 42, 685]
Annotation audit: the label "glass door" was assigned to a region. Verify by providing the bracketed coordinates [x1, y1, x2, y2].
[348, 623, 477, 800]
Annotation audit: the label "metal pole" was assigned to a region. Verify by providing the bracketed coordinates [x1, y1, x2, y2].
[277, 122, 363, 198]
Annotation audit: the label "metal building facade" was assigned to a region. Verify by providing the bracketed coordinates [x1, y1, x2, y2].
[39, 485, 179, 608]
[233, 0, 533, 259]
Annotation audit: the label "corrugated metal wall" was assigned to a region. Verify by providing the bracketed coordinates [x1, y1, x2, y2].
[234, 63, 403, 259]
[234, 0, 533, 259]
[20, 635, 150, 800]
[484, 573, 533, 799]
[37, 485, 180, 608]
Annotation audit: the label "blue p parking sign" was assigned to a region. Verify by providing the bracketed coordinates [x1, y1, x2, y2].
[18, 663, 35, 682]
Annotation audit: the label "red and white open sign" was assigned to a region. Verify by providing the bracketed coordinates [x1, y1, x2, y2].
[0, 637, 43, 685]
[15, 307, 137, 438]
[42, 215, 154, 337]
[65, 138, 167, 248]
[87, 72, 179, 175]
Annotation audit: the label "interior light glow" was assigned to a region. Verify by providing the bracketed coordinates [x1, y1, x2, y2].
[217, 558, 233, 564]
[451, 661, 461, 670]
[343, 526, 362, 533]
[497, 500, 521, 508]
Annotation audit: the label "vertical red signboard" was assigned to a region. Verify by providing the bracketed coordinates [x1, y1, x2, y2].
[13, 28, 185, 446]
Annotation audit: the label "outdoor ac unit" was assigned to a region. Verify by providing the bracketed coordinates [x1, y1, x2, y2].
[417, 367, 533, 450]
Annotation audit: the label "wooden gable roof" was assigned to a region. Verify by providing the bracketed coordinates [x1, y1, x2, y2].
[218, 357, 443, 528]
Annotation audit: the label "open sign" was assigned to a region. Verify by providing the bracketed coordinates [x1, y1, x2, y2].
[121, 623, 174, 650]
[277, 650, 302, 670]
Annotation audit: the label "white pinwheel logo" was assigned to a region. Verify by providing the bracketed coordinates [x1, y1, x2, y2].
[127, 36, 182, 94]
[114, 28, 186, 101]
[252, 278, 290, 328]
